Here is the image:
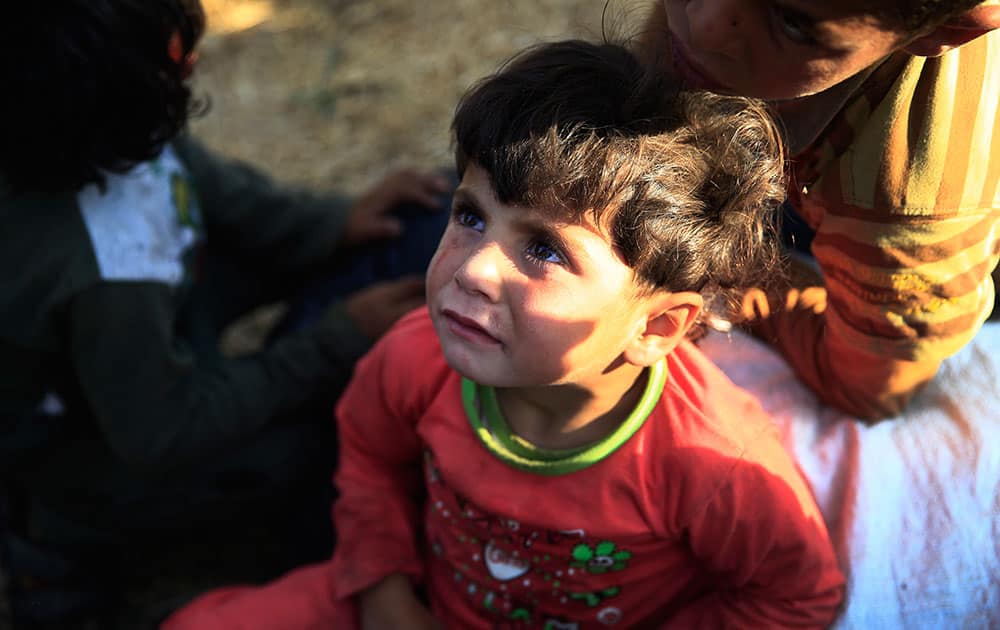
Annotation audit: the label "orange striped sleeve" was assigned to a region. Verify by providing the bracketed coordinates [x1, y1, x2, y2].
[803, 28, 1000, 363]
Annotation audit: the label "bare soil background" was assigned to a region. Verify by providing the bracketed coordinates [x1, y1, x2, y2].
[193, 0, 645, 192]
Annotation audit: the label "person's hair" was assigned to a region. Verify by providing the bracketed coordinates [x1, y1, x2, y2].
[452, 39, 786, 334]
[0, 1, 206, 194]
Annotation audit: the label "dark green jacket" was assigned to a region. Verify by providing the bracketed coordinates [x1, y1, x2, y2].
[0, 136, 369, 474]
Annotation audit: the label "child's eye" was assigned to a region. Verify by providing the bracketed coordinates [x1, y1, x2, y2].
[525, 239, 566, 265]
[773, 6, 818, 46]
[454, 206, 485, 232]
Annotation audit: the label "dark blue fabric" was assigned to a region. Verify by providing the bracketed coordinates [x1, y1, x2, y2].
[780, 200, 815, 257]
[271, 184, 452, 336]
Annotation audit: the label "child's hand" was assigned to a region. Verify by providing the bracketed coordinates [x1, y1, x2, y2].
[343, 275, 426, 340]
[359, 574, 442, 630]
[342, 168, 451, 246]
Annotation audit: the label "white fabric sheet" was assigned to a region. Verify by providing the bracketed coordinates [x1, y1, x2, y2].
[700, 324, 1000, 629]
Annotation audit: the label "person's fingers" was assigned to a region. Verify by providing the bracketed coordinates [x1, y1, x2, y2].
[392, 295, 426, 316]
[425, 174, 452, 193]
[405, 189, 444, 210]
[366, 216, 404, 239]
[348, 223, 401, 243]
[399, 180, 449, 209]
[384, 275, 427, 297]
[385, 171, 451, 209]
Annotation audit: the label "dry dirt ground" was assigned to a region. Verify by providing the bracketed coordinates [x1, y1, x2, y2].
[193, 0, 645, 192]
[2, 1, 651, 627]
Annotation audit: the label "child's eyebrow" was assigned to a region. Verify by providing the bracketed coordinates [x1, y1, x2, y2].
[451, 187, 480, 207]
[453, 182, 578, 241]
[508, 208, 571, 235]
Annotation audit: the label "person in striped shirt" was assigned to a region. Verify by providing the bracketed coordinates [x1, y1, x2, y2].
[641, 1, 1000, 419]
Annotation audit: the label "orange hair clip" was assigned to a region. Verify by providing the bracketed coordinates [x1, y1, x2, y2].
[168, 30, 198, 79]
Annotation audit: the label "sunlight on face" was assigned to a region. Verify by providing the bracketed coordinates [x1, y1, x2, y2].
[425, 165, 651, 388]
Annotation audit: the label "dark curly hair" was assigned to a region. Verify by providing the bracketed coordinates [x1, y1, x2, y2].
[452, 39, 786, 334]
[0, 0, 205, 193]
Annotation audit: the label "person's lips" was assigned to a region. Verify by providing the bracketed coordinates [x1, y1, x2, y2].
[442, 309, 502, 346]
[670, 36, 727, 91]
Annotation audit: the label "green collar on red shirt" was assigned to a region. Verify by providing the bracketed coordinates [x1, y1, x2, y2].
[461, 359, 666, 476]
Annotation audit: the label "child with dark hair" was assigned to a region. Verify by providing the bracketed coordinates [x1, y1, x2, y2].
[0, 0, 448, 625]
[641, 0, 1000, 420]
[164, 39, 844, 630]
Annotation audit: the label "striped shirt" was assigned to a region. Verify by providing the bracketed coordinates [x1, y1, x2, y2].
[789, 24, 1000, 365]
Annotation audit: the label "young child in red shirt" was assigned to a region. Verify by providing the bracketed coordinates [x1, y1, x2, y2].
[164, 39, 845, 629]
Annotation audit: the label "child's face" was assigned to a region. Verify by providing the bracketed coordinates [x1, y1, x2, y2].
[659, 0, 911, 100]
[426, 165, 655, 388]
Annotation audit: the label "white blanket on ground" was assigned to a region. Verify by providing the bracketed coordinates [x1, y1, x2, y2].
[699, 324, 1000, 630]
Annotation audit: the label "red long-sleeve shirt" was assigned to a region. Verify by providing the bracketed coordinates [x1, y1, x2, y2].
[331, 308, 843, 628]
[163, 307, 844, 629]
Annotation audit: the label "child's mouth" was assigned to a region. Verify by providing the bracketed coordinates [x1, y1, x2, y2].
[442, 310, 502, 346]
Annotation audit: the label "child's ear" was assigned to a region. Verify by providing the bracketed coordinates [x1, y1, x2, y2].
[903, 4, 1000, 57]
[624, 291, 703, 367]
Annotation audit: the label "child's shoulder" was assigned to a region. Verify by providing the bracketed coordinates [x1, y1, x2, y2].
[652, 341, 809, 517]
[823, 31, 1000, 216]
[0, 184, 105, 317]
[658, 339, 781, 457]
[358, 306, 450, 383]
[341, 306, 454, 418]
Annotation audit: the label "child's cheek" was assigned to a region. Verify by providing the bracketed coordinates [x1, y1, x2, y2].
[426, 232, 464, 296]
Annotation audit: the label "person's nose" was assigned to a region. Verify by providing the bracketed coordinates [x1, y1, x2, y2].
[454, 240, 504, 303]
[686, 0, 747, 55]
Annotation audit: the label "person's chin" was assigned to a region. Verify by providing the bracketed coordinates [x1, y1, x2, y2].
[670, 37, 731, 92]
[437, 333, 496, 382]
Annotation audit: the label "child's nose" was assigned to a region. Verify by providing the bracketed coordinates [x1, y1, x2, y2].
[686, 0, 747, 55]
[454, 241, 504, 302]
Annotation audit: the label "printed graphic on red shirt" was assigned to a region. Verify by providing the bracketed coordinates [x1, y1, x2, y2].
[423, 450, 633, 628]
